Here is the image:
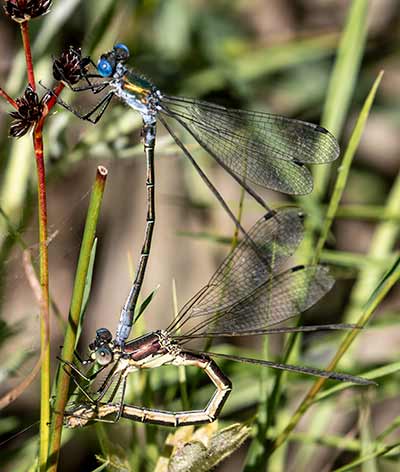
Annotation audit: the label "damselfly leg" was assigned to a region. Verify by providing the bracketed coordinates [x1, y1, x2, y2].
[62, 208, 374, 428]
[49, 44, 341, 341]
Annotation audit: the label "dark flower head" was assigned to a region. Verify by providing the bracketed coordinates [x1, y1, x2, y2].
[4, 0, 52, 23]
[53, 46, 89, 85]
[9, 85, 44, 138]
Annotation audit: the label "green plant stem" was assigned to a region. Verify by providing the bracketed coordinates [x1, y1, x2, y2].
[314, 0, 368, 198]
[172, 279, 189, 411]
[315, 360, 400, 402]
[332, 442, 400, 472]
[48, 166, 108, 472]
[320, 249, 392, 269]
[271, 255, 400, 452]
[376, 415, 400, 442]
[344, 172, 400, 322]
[268, 3, 371, 463]
[231, 187, 245, 250]
[183, 33, 339, 96]
[20, 21, 36, 90]
[31, 83, 64, 472]
[333, 204, 400, 222]
[314, 71, 384, 263]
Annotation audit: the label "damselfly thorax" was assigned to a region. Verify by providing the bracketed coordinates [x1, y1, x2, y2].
[62, 208, 374, 429]
[112, 66, 161, 122]
[51, 43, 341, 345]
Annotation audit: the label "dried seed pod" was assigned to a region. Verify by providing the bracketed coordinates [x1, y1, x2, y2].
[4, 0, 52, 23]
[9, 85, 44, 137]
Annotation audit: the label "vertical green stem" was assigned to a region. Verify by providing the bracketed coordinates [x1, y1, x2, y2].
[231, 187, 246, 250]
[313, 0, 368, 198]
[313, 71, 384, 263]
[48, 166, 108, 472]
[344, 172, 400, 322]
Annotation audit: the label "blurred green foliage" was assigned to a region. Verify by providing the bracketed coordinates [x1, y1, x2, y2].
[0, 1, 399, 471]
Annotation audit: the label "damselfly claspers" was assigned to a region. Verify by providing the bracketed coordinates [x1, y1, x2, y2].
[62, 208, 373, 429]
[51, 43, 339, 345]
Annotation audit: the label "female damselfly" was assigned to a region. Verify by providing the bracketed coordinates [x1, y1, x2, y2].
[61, 208, 373, 428]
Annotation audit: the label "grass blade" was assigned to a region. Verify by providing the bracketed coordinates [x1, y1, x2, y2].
[47, 166, 108, 472]
[271, 254, 400, 452]
[314, 0, 369, 197]
[313, 71, 384, 263]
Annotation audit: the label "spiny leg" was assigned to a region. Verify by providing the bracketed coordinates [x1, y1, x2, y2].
[54, 91, 115, 124]
[64, 81, 111, 94]
[58, 357, 107, 383]
[64, 375, 128, 427]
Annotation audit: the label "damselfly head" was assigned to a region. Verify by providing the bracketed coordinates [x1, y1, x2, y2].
[96, 327, 113, 343]
[97, 43, 130, 77]
[88, 327, 114, 365]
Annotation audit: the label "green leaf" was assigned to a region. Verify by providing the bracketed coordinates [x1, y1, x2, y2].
[75, 238, 98, 346]
[314, 71, 384, 263]
[134, 285, 159, 323]
[314, 0, 369, 197]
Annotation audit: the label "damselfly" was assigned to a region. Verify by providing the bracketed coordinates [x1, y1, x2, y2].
[50, 43, 339, 345]
[61, 208, 373, 428]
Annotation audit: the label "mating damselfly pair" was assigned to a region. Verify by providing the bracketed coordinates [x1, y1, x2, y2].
[48, 44, 373, 428]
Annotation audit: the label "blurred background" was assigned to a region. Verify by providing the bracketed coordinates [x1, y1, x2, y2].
[0, 0, 399, 470]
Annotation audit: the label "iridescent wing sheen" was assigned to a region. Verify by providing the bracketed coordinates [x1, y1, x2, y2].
[169, 208, 305, 332]
[179, 265, 334, 337]
[160, 95, 339, 195]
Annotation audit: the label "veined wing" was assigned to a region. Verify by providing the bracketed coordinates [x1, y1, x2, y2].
[168, 208, 304, 332]
[175, 265, 334, 337]
[160, 95, 339, 195]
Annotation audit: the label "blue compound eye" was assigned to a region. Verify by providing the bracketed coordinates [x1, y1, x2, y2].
[97, 58, 113, 77]
[114, 43, 130, 56]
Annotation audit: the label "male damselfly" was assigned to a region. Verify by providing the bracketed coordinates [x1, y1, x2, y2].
[50, 43, 339, 345]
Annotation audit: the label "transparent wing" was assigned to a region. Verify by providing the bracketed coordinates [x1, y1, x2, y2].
[160, 95, 339, 195]
[168, 208, 304, 332]
[175, 265, 334, 337]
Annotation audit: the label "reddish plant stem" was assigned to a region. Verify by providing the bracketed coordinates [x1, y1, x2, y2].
[20, 21, 36, 90]
[32, 83, 64, 471]
[33, 114, 51, 472]
[0, 86, 18, 109]
[45, 83, 65, 110]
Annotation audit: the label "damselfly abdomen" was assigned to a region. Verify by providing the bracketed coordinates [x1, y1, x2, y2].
[50, 44, 340, 345]
[62, 208, 373, 429]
